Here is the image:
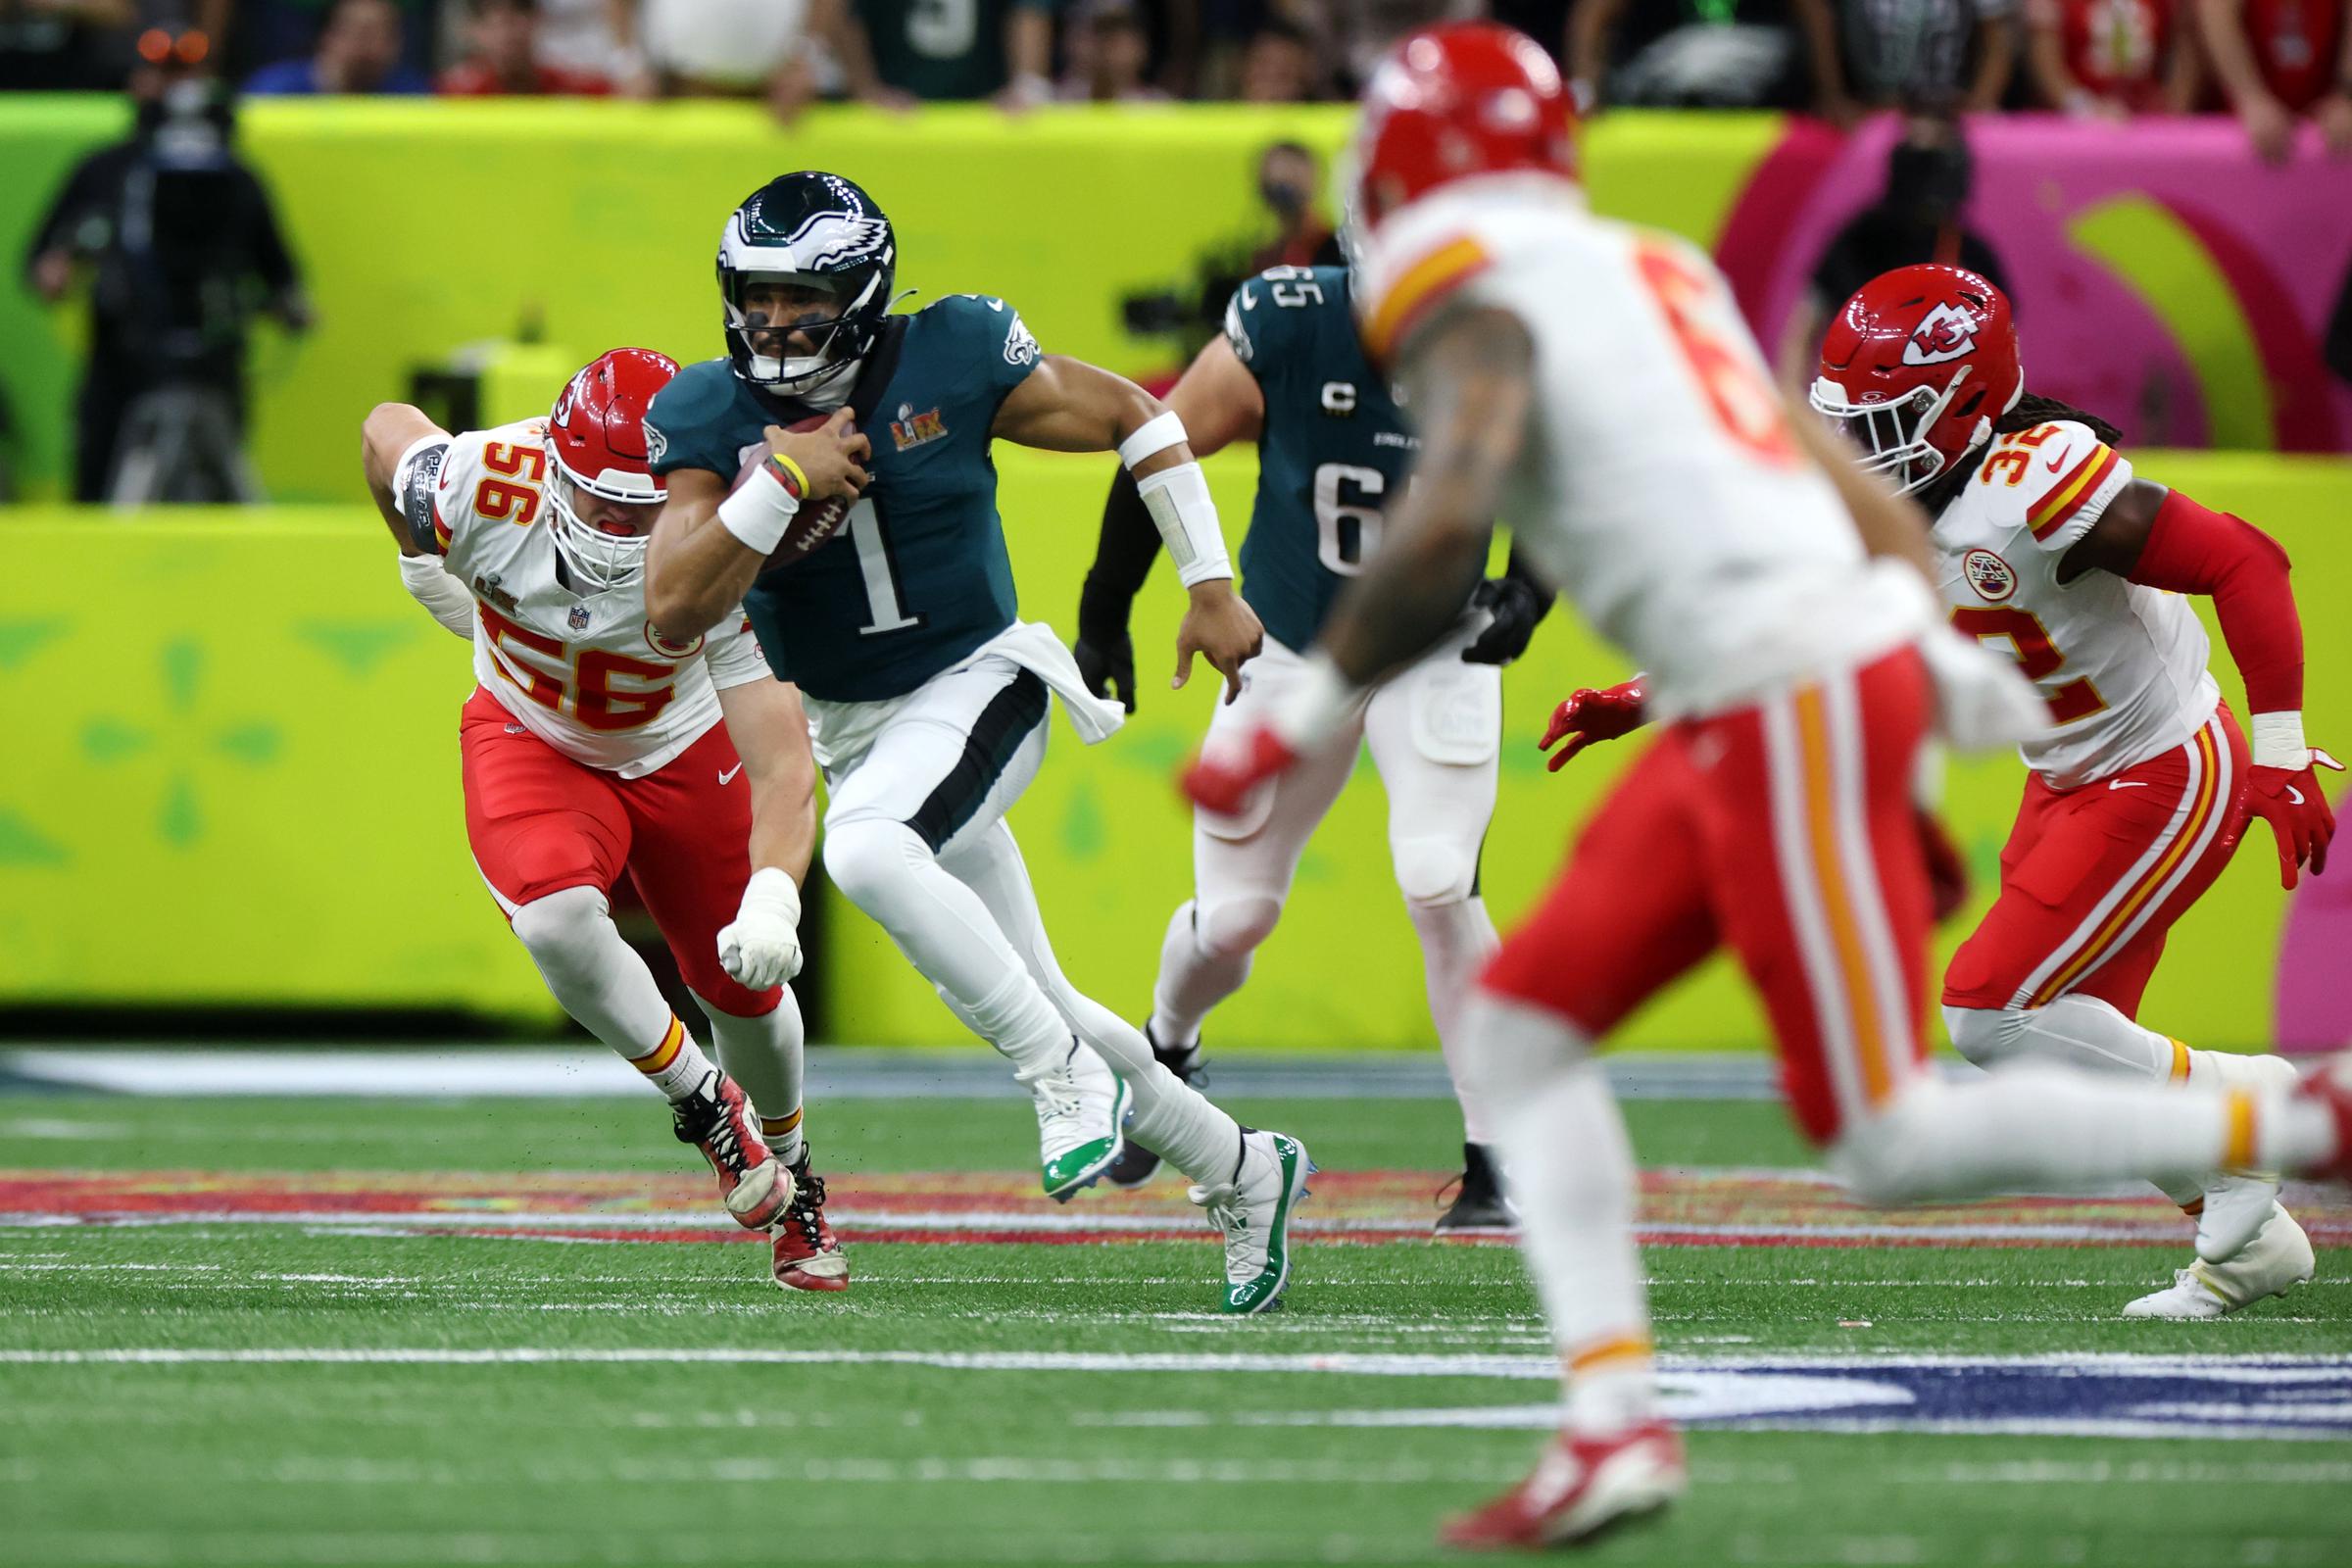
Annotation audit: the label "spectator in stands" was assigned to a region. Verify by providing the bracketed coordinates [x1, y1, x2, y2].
[2026, 0, 2202, 114]
[1236, 16, 1323, 99]
[1308, 0, 1484, 89]
[1058, 0, 1171, 100]
[439, 0, 611, 94]
[1841, 0, 2017, 111]
[1569, 0, 1855, 118]
[1246, 139, 1340, 272]
[828, 0, 1057, 107]
[24, 39, 309, 500]
[538, 0, 646, 92]
[244, 0, 429, 93]
[1776, 110, 2009, 388]
[1, 0, 134, 90]
[2197, 0, 2352, 160]
[641, 0, 817, 116]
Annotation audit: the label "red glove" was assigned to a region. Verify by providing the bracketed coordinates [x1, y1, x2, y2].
[1914, 807, 1971, 924]
[1179, 726, 1299, 816]
[2246, 748, 2344, 889]
[1540, 678, 1648, 771]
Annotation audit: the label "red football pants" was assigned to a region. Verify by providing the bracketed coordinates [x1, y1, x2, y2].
[1943, 702, 2248, 1019]
[460, 687, 779, 1017]
[1484, 649, 1934, 1145]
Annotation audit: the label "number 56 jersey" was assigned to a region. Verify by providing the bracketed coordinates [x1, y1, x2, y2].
[1931, 421, 2217, 789]
[419, 421, 771, 778]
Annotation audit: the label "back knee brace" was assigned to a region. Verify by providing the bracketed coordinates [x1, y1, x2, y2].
[1392, 834, 1478, 908]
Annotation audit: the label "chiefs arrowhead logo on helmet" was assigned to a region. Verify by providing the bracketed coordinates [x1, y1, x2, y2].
[1903, 302, 1979, 367]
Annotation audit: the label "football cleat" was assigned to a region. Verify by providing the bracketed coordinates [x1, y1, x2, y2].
[1023, 1041, 1131, 1201]
[2193, 1169, 2282, 1263]
[1192, 1128, 1312, 1314]
[1102, 1025, 1205, 1189]
[769, 1147, 849, 1293]
[2126, 1203, 2315, 1320]
[1442, 1421, 1687, 1550]
[670, 1071, 792, 1230]
[1434, 1142, 1517, 1236]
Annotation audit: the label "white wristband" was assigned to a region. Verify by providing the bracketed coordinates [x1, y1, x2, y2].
[738, 865, 803, 926]
[398, 552, 475, 639]
[716, 467, 800, 557]
[1136, 462, 1233, 587]
[2250, 710, 2310, 770]
[1117, 410, 1188, 469]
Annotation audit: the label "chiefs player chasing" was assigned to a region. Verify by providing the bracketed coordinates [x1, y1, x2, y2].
[1181, 23, 2352, 1548]
[1560, 265, 2337, 1320]
[359, 347, 860, 1291]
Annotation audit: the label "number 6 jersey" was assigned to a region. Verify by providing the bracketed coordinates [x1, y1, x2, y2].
[404, 421, 771, 778]
[1932, 420, 2216, 788]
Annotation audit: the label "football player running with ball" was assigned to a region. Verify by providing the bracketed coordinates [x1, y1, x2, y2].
[1073, 259, 1549, 1229]
[1557, 265, 2338, 1320]
[1182, 24, 2352, 1546]
[641, 172, 1315, 1314]
[361, 348, 850, 1292]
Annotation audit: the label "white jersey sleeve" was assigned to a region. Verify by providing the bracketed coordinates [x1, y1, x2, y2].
[703, 611, 774, 692]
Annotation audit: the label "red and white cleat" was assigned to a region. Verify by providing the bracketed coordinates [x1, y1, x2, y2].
[1442, 1421, 1686, 1551]
[2298, 1055, 2352, 1186]
[770, 1149, 849, 1293]
[670, 1071, 791, 1231]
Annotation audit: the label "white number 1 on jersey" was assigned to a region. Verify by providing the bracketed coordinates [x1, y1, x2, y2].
[850, 501, 921, 636]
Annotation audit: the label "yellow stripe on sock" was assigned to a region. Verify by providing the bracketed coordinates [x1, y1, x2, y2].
[2221, 1089, 2258, 1170]
[1567, 1334, 1653, 1375]
[630, 1017, 686, 1077]
[2170, 1039, 2192, 1084]
[760, 1108, 804, 1139]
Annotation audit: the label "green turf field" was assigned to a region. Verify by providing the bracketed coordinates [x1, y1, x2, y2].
[4, 1088, 2348, 1568]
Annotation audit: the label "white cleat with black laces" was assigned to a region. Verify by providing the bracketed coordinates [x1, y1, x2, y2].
[1192, 1127, 1312, 1314]
[1022, 1040, 1131, 1202]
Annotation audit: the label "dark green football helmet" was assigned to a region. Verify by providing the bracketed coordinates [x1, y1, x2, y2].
[716, 172, 897, 403]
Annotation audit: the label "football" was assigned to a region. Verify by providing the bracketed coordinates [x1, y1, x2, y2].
[735, 416, 853, 570]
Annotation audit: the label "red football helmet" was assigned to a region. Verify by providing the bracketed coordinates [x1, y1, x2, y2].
[1810, 265, 2022, 495]
[1351, 23, 1578, 231]
[544, 346, 680, 592]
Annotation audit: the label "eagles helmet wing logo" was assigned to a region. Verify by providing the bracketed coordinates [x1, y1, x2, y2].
[784, 211, 894, 271]
[1903, 302, 1979, 367]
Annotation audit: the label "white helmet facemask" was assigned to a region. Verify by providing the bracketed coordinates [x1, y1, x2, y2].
[1807, 371, 1968, 496]
[545, 454, 659, 594]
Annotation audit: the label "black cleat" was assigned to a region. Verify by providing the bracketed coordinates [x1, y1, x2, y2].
[1434, 1142, 1517, 1235]
[1103, 1026, 1206, 1189]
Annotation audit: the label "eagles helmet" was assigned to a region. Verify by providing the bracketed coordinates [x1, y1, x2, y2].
[717, 172, 897, 407]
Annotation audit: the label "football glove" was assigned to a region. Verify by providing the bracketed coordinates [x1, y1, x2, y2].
[1179, 726, 1298, 817]
[1074, 575, 1138, 713]
[1915, 807, 1972, 924]
[717, 867, 804, 987]
[1539, 678, 1648, 771]
[1461, 575, 1544, 667]
[2246, 744, 2343, 890]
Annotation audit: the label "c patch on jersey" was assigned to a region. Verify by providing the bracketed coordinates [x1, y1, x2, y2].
[890, 403, 949, 451]
[1962, 548, 2016, 602]
[645, 619, 704, 660]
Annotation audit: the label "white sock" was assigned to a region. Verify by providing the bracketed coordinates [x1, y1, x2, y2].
[1469, 996, 1657, 1437]
[509, 886, 714, 1102]
[697, 987, 805, 1163]
[1149, 898, 1262, 1053]
[1408, 896, 1502, 1145]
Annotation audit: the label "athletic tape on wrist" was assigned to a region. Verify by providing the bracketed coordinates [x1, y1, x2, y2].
[2250, 710, 2309, 770]
[1117, 410, 1188, 469]
[1136, 462, 1232, 586]
[717, 467, 800, 556]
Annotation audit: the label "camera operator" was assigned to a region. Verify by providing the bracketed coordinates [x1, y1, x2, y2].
[24, 34, 310, 502]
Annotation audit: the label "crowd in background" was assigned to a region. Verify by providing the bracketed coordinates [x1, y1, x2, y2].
[2, 3, 2348, 156]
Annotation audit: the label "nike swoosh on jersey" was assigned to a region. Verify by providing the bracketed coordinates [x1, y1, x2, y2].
[718, 762, 745, 786]
[2109, 780, 2149, 790]
[2045, 449, 2069, 471]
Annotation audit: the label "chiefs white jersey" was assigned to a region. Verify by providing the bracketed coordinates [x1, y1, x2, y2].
[1355, 179, 1933, 719]
[412, 421, 771, 778]
[1932, 421, 2216, 787]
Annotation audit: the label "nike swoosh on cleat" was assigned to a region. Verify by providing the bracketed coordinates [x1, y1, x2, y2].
[2109, 780, 2148, 790]
[718, 762, 745, 786]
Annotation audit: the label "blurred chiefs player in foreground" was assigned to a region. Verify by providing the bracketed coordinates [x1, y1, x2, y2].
[1181, 23, 2352, 1549]
[359, 348, 857, 1292]
[1560, 267, 2339, 1322]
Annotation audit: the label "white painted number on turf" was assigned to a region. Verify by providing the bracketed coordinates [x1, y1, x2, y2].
[850, 501, 921, 636]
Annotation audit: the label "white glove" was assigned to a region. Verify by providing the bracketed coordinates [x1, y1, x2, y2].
[1917, 623, 2050, 755]
[718, 866, 804, 987]
[398, 553, 475, 640]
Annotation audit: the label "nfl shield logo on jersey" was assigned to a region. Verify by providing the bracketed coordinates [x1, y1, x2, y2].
[568, 604, 592, 631]
[1963, 548, 2016, 602]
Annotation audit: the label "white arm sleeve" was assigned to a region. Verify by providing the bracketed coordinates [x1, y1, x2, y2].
[398, 552, 476, 639]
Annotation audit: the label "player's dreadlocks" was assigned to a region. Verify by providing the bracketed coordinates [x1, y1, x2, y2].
[1996, 393, 2123, 448]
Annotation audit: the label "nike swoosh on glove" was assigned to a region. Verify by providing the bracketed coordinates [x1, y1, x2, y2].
[717, 867, 804, 987]
[2247, 748, 2344, 889]
[1539, 678, 1647, 771]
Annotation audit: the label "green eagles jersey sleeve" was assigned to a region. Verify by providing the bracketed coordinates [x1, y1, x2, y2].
[926, 293, 1042, 416]
[642, 360, 753, 479]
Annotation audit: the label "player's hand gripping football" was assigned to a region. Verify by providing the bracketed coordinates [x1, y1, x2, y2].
[2247, 747, 2344, 889]
[717, 867, 805, 988]
[760, 410, 871, 502]
[1538, 678, 1648, 771]
[1174, 580, 1264, 706]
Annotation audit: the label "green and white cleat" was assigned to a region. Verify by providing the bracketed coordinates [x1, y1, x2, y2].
[1192, 1128, 1313, 1315]
[2125, 1203, 2314, 1320]
[1024, 1041, 1131, 1202]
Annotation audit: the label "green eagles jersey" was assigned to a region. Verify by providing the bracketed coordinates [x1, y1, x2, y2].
[1225, 265, 1417, 653]
[853, 0, 1056, 101]
[644, 294, 1040, 704]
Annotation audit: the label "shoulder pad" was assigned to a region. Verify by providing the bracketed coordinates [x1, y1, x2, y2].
[643, 360, 745, 475]
[1967, 421, 2132, 552]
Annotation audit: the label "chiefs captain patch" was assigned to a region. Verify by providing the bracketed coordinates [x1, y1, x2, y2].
[1963, 548, 2016, 603]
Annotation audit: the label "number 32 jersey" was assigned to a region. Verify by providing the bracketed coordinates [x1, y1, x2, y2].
[415, 421, 770, 778]
[1931, 421, 2216, 788]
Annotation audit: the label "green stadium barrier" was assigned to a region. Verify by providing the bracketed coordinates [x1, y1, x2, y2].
[5, 449, 2347, 1049]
